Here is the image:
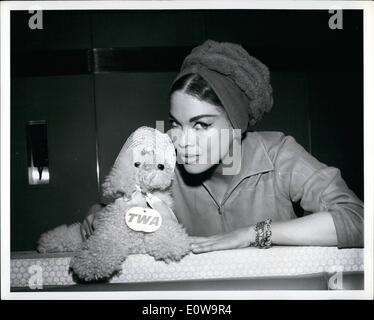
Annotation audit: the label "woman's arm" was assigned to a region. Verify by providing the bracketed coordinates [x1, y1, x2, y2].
[271, 211, 337, 246]
[83, 200, 338, 253]
[191, 134, 363, 253]
[273, 135, 363, 248]
[189, 212, 337, 253]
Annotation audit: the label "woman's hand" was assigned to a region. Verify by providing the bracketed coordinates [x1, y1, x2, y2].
[190, 226, 256, 254]
[80, 203, 105, 239]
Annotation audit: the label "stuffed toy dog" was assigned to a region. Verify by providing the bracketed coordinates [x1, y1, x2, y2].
[37, 126, 191, 281]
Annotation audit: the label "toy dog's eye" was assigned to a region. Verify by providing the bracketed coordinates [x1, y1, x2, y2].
[157, 164, 164, 170]
[134, 162, 141, 168]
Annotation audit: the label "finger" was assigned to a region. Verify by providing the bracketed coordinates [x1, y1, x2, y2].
[92, 217, 100, 230]
[87, 218, 94, 234]
[82, 219, 93, 236]
[80, 224, 87, 240]
[191, 240, 234, 254]
[81, 222, 90, 240]
[85, 212, 95, 227]
[190, 239, 216, 250]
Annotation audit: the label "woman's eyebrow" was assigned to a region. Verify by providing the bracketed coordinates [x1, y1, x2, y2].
[169, 113, 218, 123]
[168, 113, 181, 124]
[189, 114, 218, 122]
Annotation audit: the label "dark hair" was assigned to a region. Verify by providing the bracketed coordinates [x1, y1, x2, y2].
[169, 73, 223, 107]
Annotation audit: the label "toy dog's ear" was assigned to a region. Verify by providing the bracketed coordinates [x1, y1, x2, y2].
[162, 133, 177, 172]
[101, 148, 136, 201]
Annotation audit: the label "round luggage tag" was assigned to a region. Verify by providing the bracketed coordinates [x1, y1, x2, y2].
[125, 206, 162, 233]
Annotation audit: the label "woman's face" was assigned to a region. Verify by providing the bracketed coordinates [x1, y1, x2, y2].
[169, 90, 235, 175]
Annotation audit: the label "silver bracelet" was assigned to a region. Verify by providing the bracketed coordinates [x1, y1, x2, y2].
[250, 218, 272, 249]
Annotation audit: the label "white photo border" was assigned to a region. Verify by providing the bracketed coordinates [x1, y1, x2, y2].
[1, 0, 373, 300]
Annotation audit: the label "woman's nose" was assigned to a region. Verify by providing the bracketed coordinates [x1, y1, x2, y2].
[178, 128, 195, 149]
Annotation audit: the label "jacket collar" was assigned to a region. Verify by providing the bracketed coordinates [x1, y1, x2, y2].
[200, 131, 275, 206]
[213, 131, 274, 196]
[239, 131, 274, 178]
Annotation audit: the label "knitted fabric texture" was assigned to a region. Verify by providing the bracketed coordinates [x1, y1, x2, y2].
[120, 126, 176, 170]
[173, 40, 273, 130]
[102, 126, 176, 200]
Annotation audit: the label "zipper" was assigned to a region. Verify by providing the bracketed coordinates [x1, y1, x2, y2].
[217, 206, 223, 215]
[202, 176, 249, 215]
[201, 184, 226, 231]
[202, 184, 223, 214]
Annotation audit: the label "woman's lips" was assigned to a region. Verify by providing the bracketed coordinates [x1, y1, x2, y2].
[180, 154, 200, 163]
[181, 154, 199, 158]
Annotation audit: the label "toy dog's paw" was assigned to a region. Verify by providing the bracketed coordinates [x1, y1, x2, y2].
[144, 221, 191, 262]
[69, 233, 130, 282]
[70, 249, 123, 282]
[70, 250, 97, 282]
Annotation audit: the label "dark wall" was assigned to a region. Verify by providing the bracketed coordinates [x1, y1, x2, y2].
[307, 70, 364, 199]
[11, 10, 363, 251]
[11, 75, 99, 250]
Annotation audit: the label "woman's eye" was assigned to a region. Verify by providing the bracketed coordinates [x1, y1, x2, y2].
[169, 120, 179, 128]
[134, 162, 141, 168]
[194, 122, 211, 130]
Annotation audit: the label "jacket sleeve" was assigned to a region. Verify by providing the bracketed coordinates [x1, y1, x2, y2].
[273, 135, 364, 248]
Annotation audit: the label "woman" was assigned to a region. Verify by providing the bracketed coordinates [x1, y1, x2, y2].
[83, 40, 364, 252]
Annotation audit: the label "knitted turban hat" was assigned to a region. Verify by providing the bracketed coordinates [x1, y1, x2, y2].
[172, 40, 273, 131]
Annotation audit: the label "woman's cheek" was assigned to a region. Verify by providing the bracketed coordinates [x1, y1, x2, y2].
[168, 128, 180, 147]
[169, 128, 197, 147]
[183, 139, 214, 168]
[203, 130, 222, 164]
[219, 132, 233, 160]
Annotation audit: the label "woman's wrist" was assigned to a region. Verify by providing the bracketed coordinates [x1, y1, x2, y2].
[248, 219, 273, 248]
[247, 225, 257, 247]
